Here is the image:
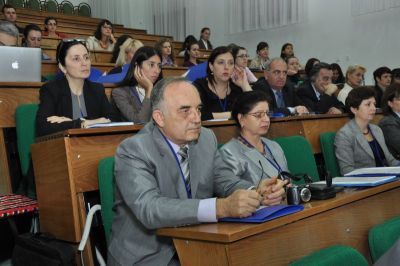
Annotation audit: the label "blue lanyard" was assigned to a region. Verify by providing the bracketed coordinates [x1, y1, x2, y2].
[158, 128, 192, 198]
[217, 97, 227, 112]
[368, 126, 387, 167]
[239, 135, 283, 173]
[130, 86, 143, 106]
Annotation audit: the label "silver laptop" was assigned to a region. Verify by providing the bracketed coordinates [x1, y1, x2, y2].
[0, 46, 42, 82]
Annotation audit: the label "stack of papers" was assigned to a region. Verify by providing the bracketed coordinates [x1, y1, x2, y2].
[86, 122, 134, 128]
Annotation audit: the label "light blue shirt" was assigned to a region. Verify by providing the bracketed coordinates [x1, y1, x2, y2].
[311, 83, 321, 100]
[166, 138, 217, 223]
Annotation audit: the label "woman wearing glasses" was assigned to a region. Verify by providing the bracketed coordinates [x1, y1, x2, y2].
[232, 46, 257, 84]
[36, 40, 119, 137]
[337, 65, 366, 105]
[193, 46, 252, 120]
[111, 46, 163, 123]
[86, 19, 116, 51]
[220, 90, 289, 184]
[335, 87, 399, 175]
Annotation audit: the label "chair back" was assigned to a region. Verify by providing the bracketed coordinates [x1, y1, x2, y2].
[60, 0, 74, 15]
[7, 0, 24, 8]
[274, 135, 319, 184]
[98, 156, 115, 244]
[369, 216, 400, 263]
[77, 2, 91, 17]
[289, 245, 368, 266]
[44, 0, 58, 12]
[25, 0, 41, 10]
[15, 104, 38, 177]
[320, 132, 341, 177]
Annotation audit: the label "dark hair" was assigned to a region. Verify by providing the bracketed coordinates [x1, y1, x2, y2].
[2, 4, 15, 13]
[110, 35, 132, 63]
[373, 66, 391, 84]
[94, 19, 114, 41]
[180, 35, 197, 52]
[392, 68, 400, 80]
[280, 43, 293, 59]
[256, 42, 269, 53]
[345, 86, 376, 117]
[382, 83, 400, 115]
[305, 58, 320, 78]
[231, 90, 271, 127]
[23, 23, 41, 39]
[44, 16, 57, 27]
[330, 63, 345, 84]
[309, 62, 331, 83]
[206, 46, 233, 85]
[154, 38, 175, 64]
[200, 27, 210, 34]
[285, 55, 298, 64]
[56, 40, 89, 66]
[118, 46, 163, 87]
[231, 46, 246, 62]
[183, 40, 199, 63]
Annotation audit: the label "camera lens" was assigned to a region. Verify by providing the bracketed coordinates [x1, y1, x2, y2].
[300, 187, 311, 202]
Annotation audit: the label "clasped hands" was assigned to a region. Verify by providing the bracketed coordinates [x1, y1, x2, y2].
[217, 177, 288, 219]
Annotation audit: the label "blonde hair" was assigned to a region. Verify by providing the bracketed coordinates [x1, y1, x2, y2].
[345, 64, 366, 82]
[115, 38, 144, 67]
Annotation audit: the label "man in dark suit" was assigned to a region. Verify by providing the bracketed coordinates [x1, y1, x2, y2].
[253, 58, 308, 116]
[297, 62, 344, 114]
[197, 27, 213, 50]
[108, 77, 287, 265]
[373, 66, 392, 107]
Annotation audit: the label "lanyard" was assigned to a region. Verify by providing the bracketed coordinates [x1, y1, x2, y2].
[368, 126, 387, 167]
[238, 135, 283, 173]
[217, 97, 227, 112]
[130, 86, 143, 106]
[159, 128, 192, 198]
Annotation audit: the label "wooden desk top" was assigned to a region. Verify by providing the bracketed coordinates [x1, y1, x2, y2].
[158, 180, 400, 243]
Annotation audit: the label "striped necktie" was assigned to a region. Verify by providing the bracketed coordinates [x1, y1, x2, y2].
[276, 91, 285, 108]
[178, 146, 191, 197]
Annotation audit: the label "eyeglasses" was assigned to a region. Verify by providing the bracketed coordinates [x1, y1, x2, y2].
[246, 111, 272, 119]
[237, 54, 249, 59]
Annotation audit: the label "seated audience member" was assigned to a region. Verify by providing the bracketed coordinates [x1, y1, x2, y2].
[249, 41, 270, 70]
[337, 64, 366, 105]
[232, 46, 257, 83]
[2, 4, 23, 33]
[379, 83, 400, 159]
[304, 58, 320, 80]
[197, 27, 213, 50]
[193, 46, 252, 120]
[280, 43, 294, 61]
[183, 40, 199, 67]
[330, 63, 345, 85]
[254, 58, 308, 116]
[0, 20, 19, 46]
[155, 38, 176, 67]
[110, 35, 132, 63]
[23, 24, 51, 60]
[335, 87, 399, 175]
[86, 19, 116, 52]
[107, 77, 286, 265]
[220, 91, 289, 182]
[112, 46, 162, 123]
[297, 63, 344, 114]
[109, 38, 143, 75]
[392, 68, 400, 85]
[373, 66, 392, 107]
[42, 17, 66, 38]
[179, 34, 197, 56]
[286, 56, 301, 88]
[36, 40, 119, 137]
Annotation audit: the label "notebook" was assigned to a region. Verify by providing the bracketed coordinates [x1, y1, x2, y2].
[344, 167, 400, 177]
[219, 204, 304, 223]
[0, 46, 42, 82]
[313, 176, 399, 187]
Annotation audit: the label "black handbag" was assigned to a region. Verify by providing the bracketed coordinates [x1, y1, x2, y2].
[12, 232, 76, 266]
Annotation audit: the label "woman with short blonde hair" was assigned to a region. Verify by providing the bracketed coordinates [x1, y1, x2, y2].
[337, 64, 366, 104]
[115, 38, 144, 68]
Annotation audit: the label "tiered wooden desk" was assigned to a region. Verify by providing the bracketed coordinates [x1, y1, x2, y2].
[158, 181, 400, 265]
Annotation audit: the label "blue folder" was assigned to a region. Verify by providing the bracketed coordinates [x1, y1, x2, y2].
[219, 204, 304, 223]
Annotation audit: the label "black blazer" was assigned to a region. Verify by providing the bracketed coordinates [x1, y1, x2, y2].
[379, 112, 400, 159]
[296, 81, 344, 114]
[197, 39, 213, 50]
[253, 78, 305, 116]
[36, 77, 120, 137]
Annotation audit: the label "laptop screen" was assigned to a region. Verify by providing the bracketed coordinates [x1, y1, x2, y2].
[0, 47, 42, 82]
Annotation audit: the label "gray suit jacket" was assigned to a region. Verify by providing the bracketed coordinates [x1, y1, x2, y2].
[111, 86, 151, 123]
[220, 138, 288, 185]
[107, 122, 252, 266]
[334, 119, 399, 175]
[379, 112, 400, 160]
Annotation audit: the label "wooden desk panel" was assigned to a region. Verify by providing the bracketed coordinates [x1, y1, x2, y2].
[42, 47, 113, 63]
[159, 182, 400, 265]
[42, 61, 114, 76]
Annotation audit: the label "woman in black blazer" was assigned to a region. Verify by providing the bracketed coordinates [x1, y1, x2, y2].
[36, 40, 119, 137]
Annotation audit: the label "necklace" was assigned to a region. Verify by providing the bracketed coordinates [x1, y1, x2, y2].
[363, 128, 369, 135]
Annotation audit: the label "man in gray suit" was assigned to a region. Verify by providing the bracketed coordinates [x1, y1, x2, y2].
[108, 77, 287, 265]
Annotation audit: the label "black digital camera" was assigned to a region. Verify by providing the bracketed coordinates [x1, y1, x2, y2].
[279, 171, 313, 205]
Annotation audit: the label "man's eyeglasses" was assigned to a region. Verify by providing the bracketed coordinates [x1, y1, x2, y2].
[246, 111, 272, 119]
